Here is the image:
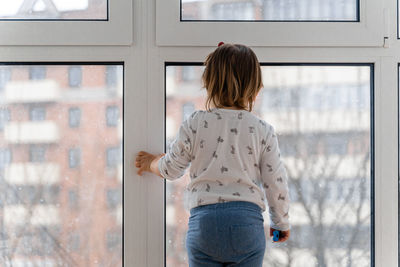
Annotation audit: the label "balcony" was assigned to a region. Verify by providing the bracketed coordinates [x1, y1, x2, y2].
[4, 204, 60, 226]
[4, 121, 60, 144]
[4, 80, 60, 103]
[5, 163, 60, 185]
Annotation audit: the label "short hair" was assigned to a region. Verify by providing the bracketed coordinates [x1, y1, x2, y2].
[202, 44, 263, 112]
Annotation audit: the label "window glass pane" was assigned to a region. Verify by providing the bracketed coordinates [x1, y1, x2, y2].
[182, 0, 359, 21]
[165, 64, 371, 266]
[0, 0, 107, 20]
[106, 105, 120, 127]
[68, 107, 81, 128]
[68, 66, 82, 88]
[0, 64, 123, 266]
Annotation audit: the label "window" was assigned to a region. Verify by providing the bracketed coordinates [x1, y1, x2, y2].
[29, 106, 46, 121]
[68, 232, 80, 252]
[0, 0, 132, 45]
[29, 145, 46, 162]
[106, 65, 118, 88]
[157, 0, 383, 46]
[182, 0, 359, 21]
[0, 68, 11, 91]
[29, 66, 46, 80]
[68, 66, 82, 88]
[165, 64, 372, 266]
[106, 230, 122, 252]
[106, 106, 119, 127]
[0, 108, 10, 131]
[0, 0, 108, 20]
[69, 148, 81, 168]
[69, 107, 81, 128]
[106, 188, 121, 209]
[0, 62, 123, 266]
[68, 189, 79, 210]
[0, 148, 11, 169]
[106, 147, 121, 168]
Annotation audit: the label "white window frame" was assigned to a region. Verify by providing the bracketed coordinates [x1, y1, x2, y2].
[156, 0, 384, 47]
[0, 0, 132, 45]
[0, 0, 399, 266]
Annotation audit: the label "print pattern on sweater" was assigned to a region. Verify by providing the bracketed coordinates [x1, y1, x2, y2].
[218, 197, 226, 203]
[158, 109, 290, 231]
[212, 151, 218, 158]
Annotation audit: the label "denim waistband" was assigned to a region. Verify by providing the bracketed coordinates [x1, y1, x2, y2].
[190, 201, 261, 214]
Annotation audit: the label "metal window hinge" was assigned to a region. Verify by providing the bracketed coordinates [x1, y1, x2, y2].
[383, 8, 389, 48]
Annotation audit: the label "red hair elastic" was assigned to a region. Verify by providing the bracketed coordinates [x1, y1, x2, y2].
[218, 42, 224, 47]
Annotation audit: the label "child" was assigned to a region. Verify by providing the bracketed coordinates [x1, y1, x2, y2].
[135, 43, 290, 266]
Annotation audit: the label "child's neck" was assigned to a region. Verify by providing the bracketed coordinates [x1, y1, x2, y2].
[210, 104, 246, 111]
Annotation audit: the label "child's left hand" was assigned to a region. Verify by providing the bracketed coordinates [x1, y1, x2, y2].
[135, 151, 165, 176]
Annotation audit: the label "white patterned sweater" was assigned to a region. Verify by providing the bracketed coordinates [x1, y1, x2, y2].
[158, 108, 290, 231]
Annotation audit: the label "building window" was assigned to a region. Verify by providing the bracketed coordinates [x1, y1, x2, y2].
[29, 145, 46, 162]
[29, 66, 46, 80]
[69, 148, 81, 168]
[0, 148, 11, 169]
[106, 65, 118, 88]
[0, 68, 11, 91]
[68, 189, 79, 210]
[29, 106, 46, 121]
[106, 188, 121, 209]
[106, 230, 122, 252]
[68, 66, 82, 88]
[68, 233, 80, 252]
[68, 107, 81, 128]
[106, 106, 119, 127]
[0, 108, 10, 131]
[106, 147, 121, 168]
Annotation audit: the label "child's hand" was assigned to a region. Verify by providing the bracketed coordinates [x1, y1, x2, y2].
[135, 151, 156, 176]
[135, 151, 165, 176]
[269, 227, 290, 243]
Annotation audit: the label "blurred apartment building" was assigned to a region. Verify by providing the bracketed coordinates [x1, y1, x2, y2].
[0, 64, 123, 266]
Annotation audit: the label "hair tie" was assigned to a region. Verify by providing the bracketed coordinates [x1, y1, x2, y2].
[218, 42, 224, 47]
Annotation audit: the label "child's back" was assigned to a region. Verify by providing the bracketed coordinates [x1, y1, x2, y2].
[159, 108, 290, 232]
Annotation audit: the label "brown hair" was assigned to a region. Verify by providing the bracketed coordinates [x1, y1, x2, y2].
[202, 43, 263, 112]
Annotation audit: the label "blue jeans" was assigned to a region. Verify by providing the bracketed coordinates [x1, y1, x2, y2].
[185, 201, 266, 267]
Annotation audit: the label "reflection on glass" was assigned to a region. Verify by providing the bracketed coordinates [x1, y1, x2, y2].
[0, 64, 123, 266]
[0, 0, 107, 20]
[166, 65, 371, 266]
[181, 0, 358, 21]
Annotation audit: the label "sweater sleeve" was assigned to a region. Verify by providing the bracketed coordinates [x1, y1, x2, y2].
[158, 113, 195, 180]
[260, 125, 290, 231]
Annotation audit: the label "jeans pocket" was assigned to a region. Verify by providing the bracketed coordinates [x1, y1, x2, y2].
[230, 224, 266, 254]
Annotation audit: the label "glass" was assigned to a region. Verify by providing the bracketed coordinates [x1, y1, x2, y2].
[0, 64, 123, 266]
[0, 0, 107, 20]
[181, 0, 359, 21]
[165, 64, 372, 266]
